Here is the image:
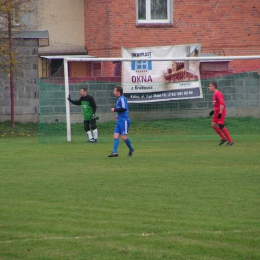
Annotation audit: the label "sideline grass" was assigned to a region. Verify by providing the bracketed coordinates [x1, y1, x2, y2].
[39, 116, 260, 143]
[0, 118, 260, 259]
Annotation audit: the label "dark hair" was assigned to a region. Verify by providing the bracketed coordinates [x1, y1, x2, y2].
[210, 82, 217, 88]
[115, 85, 123, 95]
[80, 88, 87, 92]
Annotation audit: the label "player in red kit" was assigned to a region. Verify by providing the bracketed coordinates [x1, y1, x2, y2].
[209, 82, 234, 146]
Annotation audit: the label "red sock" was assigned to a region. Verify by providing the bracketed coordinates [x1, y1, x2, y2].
[213, 126, 226, 140]
[221, 127, 232, 142]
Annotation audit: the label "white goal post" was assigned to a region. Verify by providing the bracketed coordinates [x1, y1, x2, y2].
[61, 55, 260, 142]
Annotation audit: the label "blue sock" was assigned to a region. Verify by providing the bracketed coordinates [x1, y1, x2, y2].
[125, 138, 134, 151]
[113, 138, 119, 153]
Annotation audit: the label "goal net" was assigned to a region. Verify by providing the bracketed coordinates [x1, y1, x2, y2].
[38, 47, 260, 143]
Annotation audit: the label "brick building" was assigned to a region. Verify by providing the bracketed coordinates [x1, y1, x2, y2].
[84, 0, 260, 74]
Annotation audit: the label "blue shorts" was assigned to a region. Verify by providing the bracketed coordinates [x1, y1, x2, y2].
[114, 119, 130, 136]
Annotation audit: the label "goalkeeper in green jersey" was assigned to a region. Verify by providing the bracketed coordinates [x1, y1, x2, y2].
[67, 88, 98, 143]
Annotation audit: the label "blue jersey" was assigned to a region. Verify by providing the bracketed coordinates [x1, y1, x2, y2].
[116, 95, 129, 121]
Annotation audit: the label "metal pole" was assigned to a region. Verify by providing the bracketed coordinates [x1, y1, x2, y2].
[64, 55, 260, 62]
[64, 59, 71, 142]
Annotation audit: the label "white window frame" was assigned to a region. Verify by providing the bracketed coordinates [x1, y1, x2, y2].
[136, 0, 173, 24]
[136, 60, 147, 70]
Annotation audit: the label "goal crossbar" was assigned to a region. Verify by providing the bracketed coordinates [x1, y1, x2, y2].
[64, 55, 260, 62]
[63, 55, 260, 142]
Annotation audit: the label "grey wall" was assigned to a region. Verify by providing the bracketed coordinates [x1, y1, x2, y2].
[38, 71, 260, 125]
[0, 38, 39, 123]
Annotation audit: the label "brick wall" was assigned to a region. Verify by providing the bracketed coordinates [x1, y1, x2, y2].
[84, 0, 260, 73]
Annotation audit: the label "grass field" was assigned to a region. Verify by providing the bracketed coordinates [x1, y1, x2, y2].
[0, 118, 260, 260]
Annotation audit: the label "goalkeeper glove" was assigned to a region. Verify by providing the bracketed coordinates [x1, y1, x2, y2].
[67, 94, 71, 101]
[91, 114, 95, 120]
[209, 110, 214, 116]
[218, 113, 222, 119]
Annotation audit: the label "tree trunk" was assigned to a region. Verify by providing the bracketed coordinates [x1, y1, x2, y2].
[7, 10, 15, 127]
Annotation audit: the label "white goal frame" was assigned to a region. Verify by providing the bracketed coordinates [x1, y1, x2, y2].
[55, 55, 260, 142]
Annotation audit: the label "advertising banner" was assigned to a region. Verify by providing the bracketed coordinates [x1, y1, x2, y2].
[122, 44, 203, 103]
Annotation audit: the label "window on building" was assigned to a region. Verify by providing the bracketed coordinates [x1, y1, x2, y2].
[51, 59, 64, 76]
[137, 0, 172, 24]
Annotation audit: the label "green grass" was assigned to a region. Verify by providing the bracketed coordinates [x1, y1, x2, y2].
[0, 118, 260, 259]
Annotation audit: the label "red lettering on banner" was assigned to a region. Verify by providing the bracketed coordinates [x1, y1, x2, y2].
[132, 75, 153, 83]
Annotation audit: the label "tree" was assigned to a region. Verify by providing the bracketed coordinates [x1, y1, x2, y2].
[0, 0, 32, 126]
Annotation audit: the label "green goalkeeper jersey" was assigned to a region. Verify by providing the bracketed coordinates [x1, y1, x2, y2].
[69, 95, 97, 121]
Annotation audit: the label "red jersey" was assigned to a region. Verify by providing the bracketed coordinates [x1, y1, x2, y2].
[212, 90, 225, 112]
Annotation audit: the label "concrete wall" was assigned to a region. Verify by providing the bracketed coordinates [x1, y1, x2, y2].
[38, 71, 260, 125]
[0, 39, 39, 123]
[131, 72, 260, 120]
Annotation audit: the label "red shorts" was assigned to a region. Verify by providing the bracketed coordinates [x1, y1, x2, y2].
[212, 110, 226, 125]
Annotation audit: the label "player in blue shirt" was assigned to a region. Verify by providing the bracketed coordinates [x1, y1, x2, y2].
[108, 86, 134, 157]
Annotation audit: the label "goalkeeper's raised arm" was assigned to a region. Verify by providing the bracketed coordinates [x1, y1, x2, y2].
[67, 94, 81, 105]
